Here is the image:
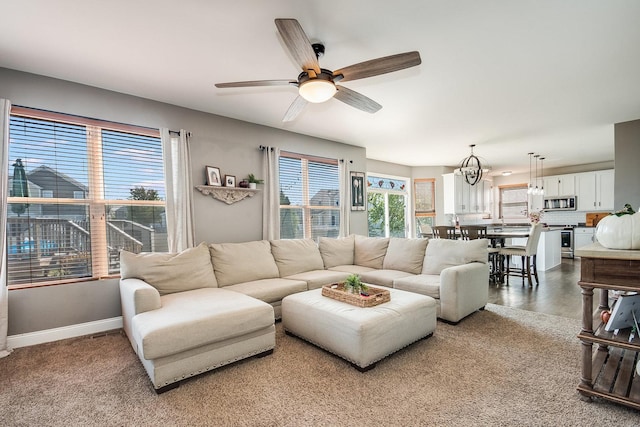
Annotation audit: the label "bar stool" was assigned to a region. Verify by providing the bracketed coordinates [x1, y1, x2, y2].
[499, 223, 543, 286]
[461, 226, 502, 283]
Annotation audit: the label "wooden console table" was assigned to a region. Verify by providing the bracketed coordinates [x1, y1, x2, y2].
[576, 242, 640, 409]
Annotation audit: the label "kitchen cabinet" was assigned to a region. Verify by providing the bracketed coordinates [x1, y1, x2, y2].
[443, 173, 491, 214]
[576, 170, 614, 211]
[574, 227, 595, 252]
[543, 174, 575, 197]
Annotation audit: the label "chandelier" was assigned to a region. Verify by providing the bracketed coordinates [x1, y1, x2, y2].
[457, 144, 489, 185]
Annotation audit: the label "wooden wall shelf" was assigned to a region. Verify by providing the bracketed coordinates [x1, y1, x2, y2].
[195, 185, 259, 205]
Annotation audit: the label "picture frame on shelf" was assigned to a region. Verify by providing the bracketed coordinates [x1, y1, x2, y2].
[206, 166, 222, 186]
[225, 175, 236, 188]
[350, 171, 365, 211]
[605, 293, 640, 332]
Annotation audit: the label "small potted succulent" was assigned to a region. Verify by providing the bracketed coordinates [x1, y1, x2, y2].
[247, 173, 264, 189]
[343, 274, 368, 295]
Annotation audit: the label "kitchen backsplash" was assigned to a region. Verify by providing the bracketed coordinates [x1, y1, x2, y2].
[539, 210, 586, 225]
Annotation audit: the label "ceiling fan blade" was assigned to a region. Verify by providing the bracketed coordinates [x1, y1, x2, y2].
[275, 19, 321, 74]
[282, 96, 308, 122]
[334, 86, 382, 113]
[215, 80, 296, 88]
[333, 51, 421, 82]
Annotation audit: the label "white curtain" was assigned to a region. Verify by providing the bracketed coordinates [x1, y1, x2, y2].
[0, 99, 12, 358]
[338, 159, 351, 237]
[262, 146, 280, 240]
[161, 129, 195, 252]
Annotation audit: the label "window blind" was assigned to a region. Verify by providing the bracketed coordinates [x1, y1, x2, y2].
[6, 108, 166, 288]
[279, 152, 340, 240]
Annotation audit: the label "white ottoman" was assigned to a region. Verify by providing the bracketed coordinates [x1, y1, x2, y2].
[282, 287, 437, 370]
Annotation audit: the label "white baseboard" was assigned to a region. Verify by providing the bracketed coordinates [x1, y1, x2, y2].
[7, 317, 123, 349]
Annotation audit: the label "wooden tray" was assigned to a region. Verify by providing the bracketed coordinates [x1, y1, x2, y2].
[321, 283, 390, 308]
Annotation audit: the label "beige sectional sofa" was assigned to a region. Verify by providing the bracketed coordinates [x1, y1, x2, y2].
[119, 235, 489, 391]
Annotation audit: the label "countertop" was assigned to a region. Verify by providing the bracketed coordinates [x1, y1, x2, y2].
[575, 242, 640, 260]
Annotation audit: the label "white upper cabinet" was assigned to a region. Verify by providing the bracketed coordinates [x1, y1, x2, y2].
[443, 173, 491, 215]
[543, 175, 575, 197]
[576, 170, 614, 211]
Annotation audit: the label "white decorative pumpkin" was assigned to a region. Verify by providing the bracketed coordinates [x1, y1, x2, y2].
[595, 212, 640, 250]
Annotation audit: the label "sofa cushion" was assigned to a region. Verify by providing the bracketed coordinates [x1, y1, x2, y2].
[422, 238, 489, 275]
[270, 239, 325, 277]
[132, 287, 274, 360]
[383, 237, 428, 274]
[209, 240, 280, 287]
[223, 278, 308, 304]
[285, 270, 351, 290]
[120, 243, 217, 296]
[328, 265, 377, 275]
[393, 274, 441, 299]
[359, 269, 415, 287]
[318, 235, 355, 268]
[354, 235, 389, 269]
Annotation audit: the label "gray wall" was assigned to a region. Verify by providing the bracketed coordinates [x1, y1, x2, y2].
[0, 68, 367, 335]
[614, 119, 640, 211]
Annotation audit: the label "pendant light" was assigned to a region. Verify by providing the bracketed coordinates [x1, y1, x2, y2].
[527, 152, 534, 194]
[533, 155, 540, 195]
[539, 157, 545, 196]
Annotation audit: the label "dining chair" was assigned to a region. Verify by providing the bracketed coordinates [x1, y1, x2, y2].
[432, 226, 457, 239]
[460, 225, 487, 240]
[499, 223, 543, 286]
[418, 224, 433, 239]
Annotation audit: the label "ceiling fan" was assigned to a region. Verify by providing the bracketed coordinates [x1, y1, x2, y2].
[215, 18, 422, 122]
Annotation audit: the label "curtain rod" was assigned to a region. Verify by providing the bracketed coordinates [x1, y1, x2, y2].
[259, 145, 274, 151]
[169, 129, 192, 137]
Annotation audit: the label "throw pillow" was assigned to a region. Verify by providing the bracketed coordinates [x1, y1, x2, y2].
[383, 237, 429, 274]
[422, 238, 489, 275]
[209, 240, 280, 286]
[270, 239, 324, 277]
[318, 235, 355, 268]
[120, 243, 217, 295]
[354, 235, 389, 269]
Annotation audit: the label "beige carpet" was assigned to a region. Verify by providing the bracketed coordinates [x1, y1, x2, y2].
[1, 304, 638, 426]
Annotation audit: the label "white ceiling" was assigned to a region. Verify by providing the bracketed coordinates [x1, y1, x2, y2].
[2, 1, 640, 175]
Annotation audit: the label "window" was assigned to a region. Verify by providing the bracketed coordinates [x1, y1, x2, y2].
[414, 178, 436, 237]
[367, 174, 409, 238]
[279, 152, 340, 240]
[6, 106, 167, 288]
[499, 184, 528, 220]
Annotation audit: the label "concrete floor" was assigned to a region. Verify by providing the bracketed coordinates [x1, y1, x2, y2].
[489, 257, 584, 320]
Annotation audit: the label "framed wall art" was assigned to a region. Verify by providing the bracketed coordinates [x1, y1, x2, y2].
[225, 175, 236, 187]
[206, 166, 222, 186]
[350, 171, 365, 211]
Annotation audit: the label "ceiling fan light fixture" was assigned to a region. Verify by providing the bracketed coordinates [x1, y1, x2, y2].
[298, 79, 336, 103]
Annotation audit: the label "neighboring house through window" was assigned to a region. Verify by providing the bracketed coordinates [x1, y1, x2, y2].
[279, 151, 340, 240]
[6, 106, 167, 288]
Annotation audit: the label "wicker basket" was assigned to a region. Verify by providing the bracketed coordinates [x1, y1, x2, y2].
[321, 283, 391, 308]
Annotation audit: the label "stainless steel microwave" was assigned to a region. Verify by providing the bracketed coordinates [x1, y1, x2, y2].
[543, 196, 576, 211]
